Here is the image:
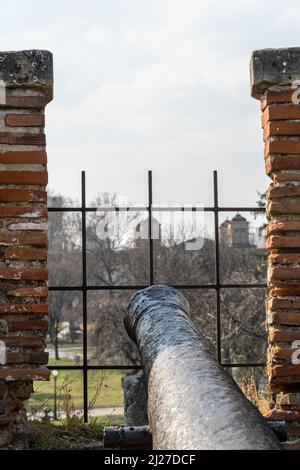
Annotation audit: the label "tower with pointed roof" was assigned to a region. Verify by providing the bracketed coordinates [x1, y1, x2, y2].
[220, 218, 230, 246]
[220, 214, 253, 248]
[229, 213, 250, 247]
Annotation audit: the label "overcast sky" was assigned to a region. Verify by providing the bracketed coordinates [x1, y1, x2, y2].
[1, 0, 299, 212]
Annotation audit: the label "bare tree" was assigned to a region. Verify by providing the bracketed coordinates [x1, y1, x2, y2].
[47, 190, 268, 379]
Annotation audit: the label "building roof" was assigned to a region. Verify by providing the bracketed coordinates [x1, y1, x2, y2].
[231, 213, 247, 222]
[220, 219, 230, 227]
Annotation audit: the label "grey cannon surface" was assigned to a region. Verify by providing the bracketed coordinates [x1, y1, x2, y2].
[124, 285, 282, 450]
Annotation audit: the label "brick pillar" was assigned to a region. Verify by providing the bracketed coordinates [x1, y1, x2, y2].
[0, 50, 52, 448]
[251, 48, 300, 448]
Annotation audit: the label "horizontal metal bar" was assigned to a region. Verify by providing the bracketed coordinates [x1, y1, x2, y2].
[215, 207, 265, 213]
[49, 283, 267, 291]
[48, 207, 83, 212]
[48, 206, 266, 213]
[47, 363, 265, 371]
[47, 365, 142, 371]
[217, 283, 266, 289]
[221, 363, 266, 368]
[49, 285, 146, 291]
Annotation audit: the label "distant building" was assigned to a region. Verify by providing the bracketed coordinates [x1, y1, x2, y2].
[220, 219, 231, 247]
[48, 195, 65, 252]
[135, 217, 162, 241]
[220, 214, 256, 248]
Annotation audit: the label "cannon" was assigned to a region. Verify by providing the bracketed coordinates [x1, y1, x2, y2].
[123, 285, 282, 450]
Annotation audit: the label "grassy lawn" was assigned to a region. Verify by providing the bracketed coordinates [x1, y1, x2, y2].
[46, 344, 96, 356]
[28, 358, 132, 413]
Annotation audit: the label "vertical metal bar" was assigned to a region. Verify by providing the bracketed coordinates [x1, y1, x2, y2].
[148, 170, 154, 285]
[213, 170, 222, 363]
[81, 171, 88, 423]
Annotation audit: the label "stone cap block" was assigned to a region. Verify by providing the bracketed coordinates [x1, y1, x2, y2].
[0, 50, 53, 101]
[250, 48, 300, 99]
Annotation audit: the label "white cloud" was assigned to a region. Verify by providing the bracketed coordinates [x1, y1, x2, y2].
[0, 0, 298, 207]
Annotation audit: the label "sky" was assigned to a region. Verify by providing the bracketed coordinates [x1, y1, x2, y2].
[0, 0, 299, 215]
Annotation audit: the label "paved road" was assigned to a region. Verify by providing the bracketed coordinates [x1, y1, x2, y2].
[46, 347, 84, 360]
[89, 406, 123, 416]
[28, 406, 124, 420]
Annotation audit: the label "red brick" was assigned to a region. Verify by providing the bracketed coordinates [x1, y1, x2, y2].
[4, 247, 47, 261]
[6, 351, 48, 365]
[268, 200, 300, 214]
[0, 368, 49, 381]
[0, 432, 11, 447]
[268, 185, 300, 199]
[0, 383, 5, 399]
[269, 253, 300, 265]
[287, 424, 300, 436]
[268, 286, 300, 297]
[262, 105, 300, 127]
[274, 173, 300, 183]
[8, 320, 48, 332]
[266, 157, 300, 176]
[270, 312, 300, 326]
[11, 382, 33, 399]
[264, 121, 300, 139]
[0, 189, 47, 203]
[269, 267, 300, 281]
[0, 231, 48, 246]
[0, 151, 47, 164]
[265, 409, 300, 421]
[270, 346, 294, 360]
[1, 96, 47, 109]
[268, 364, 300, 378]
[0, 133, 45, 145]
[0, 206, 47, 218]
[268, 221, 300, 235]
[0, 172, 47, 185]
[283, 439, 300, 450]
[5, 114, 44, 127]
[0, 336, 45, 347]
[269, 328, 300, 343]
[0, 268, 48, 281]
[261, 90, 293, 111]
[7, 286, 48, 298]
[0, 304, 48, 315]
[265, 141, 300, 158]
[268, 235, 300, 249]
[267, 297, 300, 310]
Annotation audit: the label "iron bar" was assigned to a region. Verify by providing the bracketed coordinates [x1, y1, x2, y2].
[47, 170, 267, 422]
[81, 171, 88, 423]
[148, 170, 154, 285]
[49, 283, 267, 291]
[214, 171, 222, 362]
[48, 206, 266, 213]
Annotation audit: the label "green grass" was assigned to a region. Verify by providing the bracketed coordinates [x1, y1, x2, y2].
[29, 360, 129, 413]
[29, 414, 124, 450]
[47, 345, 96, 358]
[46, 357, 81, 367]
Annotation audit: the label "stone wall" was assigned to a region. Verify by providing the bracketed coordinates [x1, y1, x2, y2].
[251, 48, 300, 448]
[0, 50, 53, 448]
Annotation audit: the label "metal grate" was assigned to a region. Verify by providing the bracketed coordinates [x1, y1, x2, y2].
[47, 170, 266, 422]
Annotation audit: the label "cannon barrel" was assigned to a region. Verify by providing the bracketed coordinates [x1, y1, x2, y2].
[124, 285, 282, 450]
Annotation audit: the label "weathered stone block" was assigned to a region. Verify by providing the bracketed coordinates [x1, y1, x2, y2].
[250, 48, 300, 98]
[0, 50, 53, 100]
[123, 375, 148, 427]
